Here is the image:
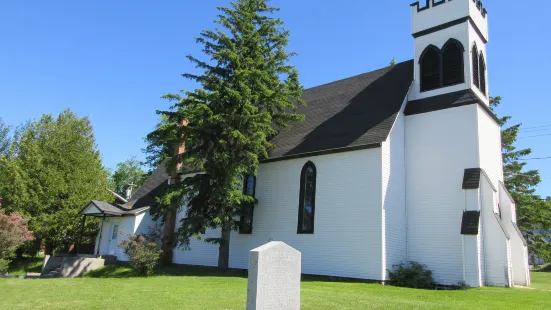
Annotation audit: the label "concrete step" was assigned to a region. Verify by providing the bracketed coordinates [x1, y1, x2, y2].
[49, 271, 60, 277]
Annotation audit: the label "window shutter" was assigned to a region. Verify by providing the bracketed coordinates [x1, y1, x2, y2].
[472, 45, 480, 89]
[479, 54, 487, 95]
[442, 41, 464, 86]
[420, 48, 441, 92]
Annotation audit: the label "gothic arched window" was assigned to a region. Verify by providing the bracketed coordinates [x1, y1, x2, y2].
[472, 44, 480, 89]
[420, 45, 441, 92]
[442, 39, 465, 86]
[479, 53, 487, 95]
[298, 161, 316, 234]
[240, 175, 256, 234]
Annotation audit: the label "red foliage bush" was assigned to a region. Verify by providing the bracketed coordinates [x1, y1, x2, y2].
[0, 208, 34, 261]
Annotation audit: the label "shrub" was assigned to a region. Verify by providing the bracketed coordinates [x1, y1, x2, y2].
[0, 259, 9, 274]
[453, 281, 470, 290]
[119, 226, 163, 276]
[388, 261, 435, 289]
[0, 208, 33, 270]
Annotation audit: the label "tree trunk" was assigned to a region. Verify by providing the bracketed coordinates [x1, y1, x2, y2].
[218, 222, 231, 270]
[44, 241, 55, 256]
[161, 209, 176, 266]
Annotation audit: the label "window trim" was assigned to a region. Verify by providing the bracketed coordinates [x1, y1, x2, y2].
[297, 161, 317, 234]
[239, 175, 256, 234]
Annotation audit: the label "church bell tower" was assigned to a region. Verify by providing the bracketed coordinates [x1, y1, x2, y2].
[409, 0, 489, 103]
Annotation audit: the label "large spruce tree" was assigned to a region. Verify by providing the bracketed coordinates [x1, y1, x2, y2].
[0, 109, 111, 253]
[148, 0, 304, 269]
[491, 96, 551, 262]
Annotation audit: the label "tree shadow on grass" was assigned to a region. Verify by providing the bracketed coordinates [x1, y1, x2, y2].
[84, 264, 248, 279]
[8, 256, 43, 275]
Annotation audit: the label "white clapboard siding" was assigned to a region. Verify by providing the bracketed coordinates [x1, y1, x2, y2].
[405, 105, 480, 285]
[229, 149, 383, 280]
[382, 110, 407, 280]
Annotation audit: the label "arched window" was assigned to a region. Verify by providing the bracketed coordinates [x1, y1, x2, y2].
[420, 45, 441, 92]
[240, 175, 256, 234]
[472, 44, 480, 89]
[442, 39, 465, 86]
[298, 161, 316, 234]
[479, 53, 487, 95]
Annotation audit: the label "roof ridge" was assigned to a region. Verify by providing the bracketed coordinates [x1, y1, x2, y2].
[303, 59, 414, 93]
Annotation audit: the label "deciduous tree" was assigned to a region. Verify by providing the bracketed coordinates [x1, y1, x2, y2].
[0, 109, 111, 254]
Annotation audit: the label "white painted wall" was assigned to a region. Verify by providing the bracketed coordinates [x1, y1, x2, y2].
[405, 104, 480, 285]
[480, 179, 510, 287]
[476, 106, 503, 193]
[410, 4, 489, 105]
[229, 149, 384, 280]
[411, 0, 470, 34]
[463, 189, 482, 287]
[499, 183, 530, 286]
[382, 111, 407, 280]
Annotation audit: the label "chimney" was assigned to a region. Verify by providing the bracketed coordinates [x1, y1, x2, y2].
[170, 119, 188, 185]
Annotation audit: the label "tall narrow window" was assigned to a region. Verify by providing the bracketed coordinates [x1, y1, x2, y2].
[472, 44, 480, 89]
[442, 39, 465, 86]
[420, 46, 441, 92]
[240, 175, 256, 234]
[298, 161, 316, 234]
[479, 53, 487, 95]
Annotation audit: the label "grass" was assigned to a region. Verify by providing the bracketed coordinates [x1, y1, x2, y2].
[1, 265, 551, 309]
[6, 256, 43, 276]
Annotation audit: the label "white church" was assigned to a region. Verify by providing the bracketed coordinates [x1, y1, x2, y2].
[82, 0, 530, 287]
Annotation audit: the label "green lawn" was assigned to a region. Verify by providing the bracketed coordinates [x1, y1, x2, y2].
[1, 265, 551, 309]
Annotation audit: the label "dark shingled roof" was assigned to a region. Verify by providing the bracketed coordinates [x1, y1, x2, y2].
[123, 159, 170, 210]
[80, 160, 171, 216]
[267, 60, 414, 160]
[405, 89, 500, 123]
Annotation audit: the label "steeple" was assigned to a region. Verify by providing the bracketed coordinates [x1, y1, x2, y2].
[409, 0, 489, 104]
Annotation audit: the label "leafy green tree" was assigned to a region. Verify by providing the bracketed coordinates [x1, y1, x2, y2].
[109, 156, 148, 199]
[0, 109, 111, 254]
[490, 96, 551, 263]
[147, 0, 304, 269]
[0, 119, 11, 156]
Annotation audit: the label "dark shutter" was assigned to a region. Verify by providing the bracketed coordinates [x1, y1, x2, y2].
[472, 45, 480, 89]
[442, 41, 464, 86]
[420, 48, 441, 92]
[479, 54, 486, 95]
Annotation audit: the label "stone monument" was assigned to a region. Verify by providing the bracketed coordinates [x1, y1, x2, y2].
[246, 241, 301, 310]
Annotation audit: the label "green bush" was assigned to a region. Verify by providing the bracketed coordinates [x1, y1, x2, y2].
[119, 226, 163, 276]
[0, 258, 9, 274]
[388, 261, 435, 289]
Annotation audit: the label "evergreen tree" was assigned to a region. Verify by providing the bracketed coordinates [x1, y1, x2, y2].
[389, 57, 397, 66]
[490, 96, 551, 263]
[0, 109, 111, 253]
[109, 156, 148, 198]
[147, 0, 304, 269]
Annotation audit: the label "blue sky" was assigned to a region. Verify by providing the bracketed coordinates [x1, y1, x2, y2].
[1, 0, 549, 195]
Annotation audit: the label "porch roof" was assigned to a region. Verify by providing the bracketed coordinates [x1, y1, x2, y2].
[79, 200, 150, 217]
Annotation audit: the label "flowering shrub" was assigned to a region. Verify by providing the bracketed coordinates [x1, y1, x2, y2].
[0, 208, 34, 273]
[119, 226, 163, 276]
